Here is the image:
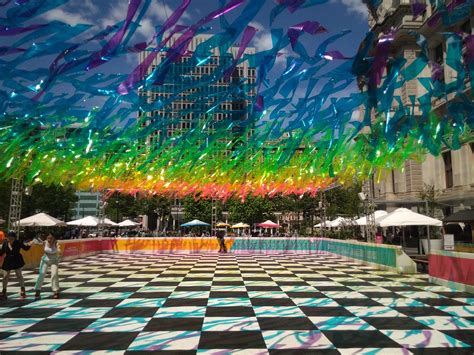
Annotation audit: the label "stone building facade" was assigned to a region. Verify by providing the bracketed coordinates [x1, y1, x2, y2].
[369, 0, 474, 214]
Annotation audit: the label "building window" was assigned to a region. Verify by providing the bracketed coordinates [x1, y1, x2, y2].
[442, 151, 453, 188]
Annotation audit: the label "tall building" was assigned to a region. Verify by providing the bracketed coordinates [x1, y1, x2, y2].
[138, 34, 256, 230]
[138, 34, 256, 149]
[368, 0, 474, 214]
[73, 191, 100, 220]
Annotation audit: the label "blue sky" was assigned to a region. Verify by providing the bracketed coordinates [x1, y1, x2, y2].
[35, 0, 369, 66]
[1, 0, 370, 124]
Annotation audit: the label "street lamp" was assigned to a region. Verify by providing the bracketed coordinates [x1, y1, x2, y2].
[115, 199, 120, 237]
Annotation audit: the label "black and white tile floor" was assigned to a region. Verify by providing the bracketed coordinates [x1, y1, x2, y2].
[0, 253, 473, 354]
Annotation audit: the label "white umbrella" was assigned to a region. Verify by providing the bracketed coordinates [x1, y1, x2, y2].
[355, 210, 388, 226]
[0, 218, 5, 225]
[103, 218, 118, 226]
[231, 222, 250, 228]
[67, 216, 117, 227]
[328, 217, 354, 228]
[118, 219, 140, 227]
[375, 208, 442, 227]
[16, 213, 66, 227]
[181, 219, 210, 227]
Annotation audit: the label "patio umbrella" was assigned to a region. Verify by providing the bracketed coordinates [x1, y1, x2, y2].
[257, 220, 280, 228]
[375, 208, 442, 227]
[16, 213, 66, 227]
[216, 222, 231, 228]
[118, 219, 140, 227]
[375, 208, 442, 253]
[0, 218, 5, 225]
[328, 217, 354, 228]
[231, 222, 250, 228]
[67, 216, 117, 227]
[354, 210, 388, 226]
[180, 219, 210, 227]
[443, 209, 474, 223]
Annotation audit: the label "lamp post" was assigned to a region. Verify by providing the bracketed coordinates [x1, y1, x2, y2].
[115, 199, 119, 237]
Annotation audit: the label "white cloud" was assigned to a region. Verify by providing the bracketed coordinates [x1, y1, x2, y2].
[147, 2, 191, 23]
[336, 0, 367, 18]
[251, 27, 287, 66]
[43, 7, 90, 25]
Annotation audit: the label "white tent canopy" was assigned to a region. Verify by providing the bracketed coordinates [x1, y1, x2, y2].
[231, 222, 250, 228]
[16, 213, 66, 227]
[355, 210, 388, 226]
[375, 208, 442, 227]
[328, 217, 354, 228]
[67, 216, 117, 227]
[118, 219, 140, 227]
[181, 219, 210, 227]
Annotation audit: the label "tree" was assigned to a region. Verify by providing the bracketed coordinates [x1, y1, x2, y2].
[183, 196, 213, 223]
[227, 196, 275, 226]
[418, 183, 439, 217]
[21, 183, 78, 220]
[135, 195, 172, 230]
[104, 191, 139, 223]
[325, 184, 362, 219]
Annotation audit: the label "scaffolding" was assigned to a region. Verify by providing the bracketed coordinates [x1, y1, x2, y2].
[8, 178, 24, 235]
[97, 192, 106, 237]
[211, 198, 217, 236]
[363, 178, 376, 242]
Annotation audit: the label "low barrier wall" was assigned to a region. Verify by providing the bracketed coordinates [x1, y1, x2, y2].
[15, 237, 415, 274]
[231, 237, 415, 273]
[429, 250, 474, 293]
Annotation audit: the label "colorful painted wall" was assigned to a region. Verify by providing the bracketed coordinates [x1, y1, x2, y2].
[15, 237, 415, 274]
[429, 250, 474, 293]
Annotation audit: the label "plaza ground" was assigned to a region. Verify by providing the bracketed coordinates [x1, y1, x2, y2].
[0, 253, 473, 353]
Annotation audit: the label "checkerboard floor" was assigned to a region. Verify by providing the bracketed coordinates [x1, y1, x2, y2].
[1, 253, 473, 354]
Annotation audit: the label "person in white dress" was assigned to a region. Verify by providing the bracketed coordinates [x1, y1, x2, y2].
[34, 233, 61, 299]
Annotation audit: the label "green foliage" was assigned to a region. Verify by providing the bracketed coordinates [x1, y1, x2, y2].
[226, 196, 275, 226]
[183, 196, 213, 223]
[104, 191, 139, 222]
[22, 183, 78, 220]
[0, 179, 11, 222]
[418, 183, 439, 217]
[325, 184, 362, 219]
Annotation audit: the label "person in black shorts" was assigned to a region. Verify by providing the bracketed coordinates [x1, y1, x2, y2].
[216, 230, 227, 253]
[1, 232, 32, 300]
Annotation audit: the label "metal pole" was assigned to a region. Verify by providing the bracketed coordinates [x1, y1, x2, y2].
[425, 200, 431, 254]
[115, 199, 119, 237]
[321, 192, 327, 237]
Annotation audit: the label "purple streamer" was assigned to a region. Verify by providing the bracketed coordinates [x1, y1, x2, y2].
[430, 61, 443, 81]
[277, 0, 306, 13]
[288, 21, 327, 49]
[87, 0, 142, 70]
[117, 29, 181, 95]
[410, 0, 426, 18]
[322, 50, 350, 60]
[0, 46, 26, 55]
[223, 25, 257, 80]
[117, 0, 192, 95]
[254, 95, 264, 112]
[464, 34, 474, 64]
[0, 24, 47, 36]
[152, 0, 244, 85]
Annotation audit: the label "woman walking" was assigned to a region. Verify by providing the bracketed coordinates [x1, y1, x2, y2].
[0, 232, 31, 300]
[34, 233, 61, 299]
